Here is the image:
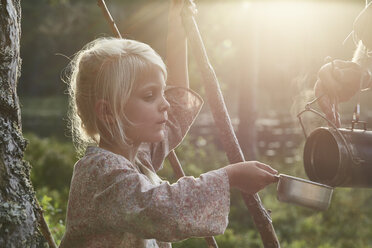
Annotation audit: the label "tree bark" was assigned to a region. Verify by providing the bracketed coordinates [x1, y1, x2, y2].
[0, 1, 46, 247]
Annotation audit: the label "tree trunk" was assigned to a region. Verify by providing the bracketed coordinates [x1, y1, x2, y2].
[0, 1, 46, 247]
[237, 19, 259, 161]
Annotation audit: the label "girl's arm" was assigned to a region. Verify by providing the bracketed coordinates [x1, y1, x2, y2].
[93, 159, 230, 241]
[166, 0, 194, 88]
[92, 157, 277, 242]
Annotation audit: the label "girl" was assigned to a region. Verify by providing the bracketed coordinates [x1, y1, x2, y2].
[59, 1, 278, 247]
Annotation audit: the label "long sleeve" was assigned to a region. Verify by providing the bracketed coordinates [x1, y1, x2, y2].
[92, 153, 230, 242]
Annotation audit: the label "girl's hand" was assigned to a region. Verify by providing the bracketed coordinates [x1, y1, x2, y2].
[224, 161, 279, 194]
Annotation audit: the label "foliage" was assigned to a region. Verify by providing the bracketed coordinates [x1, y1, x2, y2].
[25, 131, 372, 247]
[20, 0, 368, 118]
[20, 96, 69, 140]
[38, 189, 66, 246]
[24, 133, 76, 245]
[25, 132, 76, 191]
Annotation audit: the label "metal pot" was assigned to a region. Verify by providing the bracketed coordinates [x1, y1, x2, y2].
[276, 174, 333, 211]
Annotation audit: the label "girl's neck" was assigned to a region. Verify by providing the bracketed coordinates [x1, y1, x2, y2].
[99, 139, 139, 164]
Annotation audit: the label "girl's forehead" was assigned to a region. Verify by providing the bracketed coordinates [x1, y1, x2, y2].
[135, 67, 166, 89]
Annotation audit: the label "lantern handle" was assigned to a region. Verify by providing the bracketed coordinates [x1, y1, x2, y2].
[297, 95, 363, 166]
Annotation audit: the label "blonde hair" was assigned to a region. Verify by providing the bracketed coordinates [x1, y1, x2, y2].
[66, 37, 167, 155]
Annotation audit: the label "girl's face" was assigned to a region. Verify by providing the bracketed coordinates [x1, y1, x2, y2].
[124, 68, 170, 144]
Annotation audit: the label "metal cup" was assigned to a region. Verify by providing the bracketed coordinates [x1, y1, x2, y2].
[277, 174, 333, 211]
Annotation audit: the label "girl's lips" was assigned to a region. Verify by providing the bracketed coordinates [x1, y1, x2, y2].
[157, 119, 167, 124]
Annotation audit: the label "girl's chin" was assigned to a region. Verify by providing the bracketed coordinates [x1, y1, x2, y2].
[143, 131, 165, 143]
[153, 131, 165, 142]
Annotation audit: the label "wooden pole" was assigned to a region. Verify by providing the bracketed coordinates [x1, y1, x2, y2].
[97, 0, 122, 38]
[36, 203, 58, 248]
[180, 3, 280, 247]
[97, 1, 218, 247]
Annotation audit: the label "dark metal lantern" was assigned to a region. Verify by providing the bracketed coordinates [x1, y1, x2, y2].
[303, 127, 372, 187]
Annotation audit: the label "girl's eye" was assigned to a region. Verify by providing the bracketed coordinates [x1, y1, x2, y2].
[143, 92, 155, 101]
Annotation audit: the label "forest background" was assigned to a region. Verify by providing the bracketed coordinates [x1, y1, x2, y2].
[20, 0, 372, 247]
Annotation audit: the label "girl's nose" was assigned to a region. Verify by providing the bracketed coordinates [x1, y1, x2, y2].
[159, 95, 170, 112]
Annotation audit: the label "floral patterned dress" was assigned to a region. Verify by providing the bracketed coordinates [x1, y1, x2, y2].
[59, 87, 230, 248]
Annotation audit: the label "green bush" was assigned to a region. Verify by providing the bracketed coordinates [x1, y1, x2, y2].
[37, 188, 66, 246]
[25, 132, 76, 192]
[25, 133, 372, 247]
[24, 133, 76, 244]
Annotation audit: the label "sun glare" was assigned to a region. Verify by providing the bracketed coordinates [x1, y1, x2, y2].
[242, 1, 252, 11]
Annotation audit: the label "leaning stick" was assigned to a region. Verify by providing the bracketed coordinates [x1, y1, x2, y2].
[97, 0, 122, 38]
[180, 3, 280, 248]
[97, 1, 218, 247]
[36, 201, 57, 248]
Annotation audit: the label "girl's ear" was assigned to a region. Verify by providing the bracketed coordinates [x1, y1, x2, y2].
[95, 99, 114, 124]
